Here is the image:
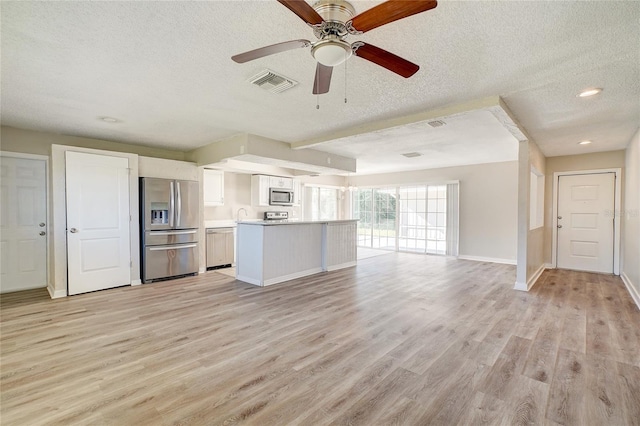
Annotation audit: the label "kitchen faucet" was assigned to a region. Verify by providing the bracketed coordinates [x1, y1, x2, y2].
[236, 208, 248, 222]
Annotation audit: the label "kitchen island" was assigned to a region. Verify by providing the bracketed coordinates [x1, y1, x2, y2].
[235, 220, 358, 286]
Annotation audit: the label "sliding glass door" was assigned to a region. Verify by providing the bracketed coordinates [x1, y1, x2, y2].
[353, 183, 458, 256]
[352, 188, 397, 249]
[398, 185, 447, 255]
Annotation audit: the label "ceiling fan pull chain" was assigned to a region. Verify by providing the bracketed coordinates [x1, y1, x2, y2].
[344, 55, 348, 104]
[317, 94, 320, 110]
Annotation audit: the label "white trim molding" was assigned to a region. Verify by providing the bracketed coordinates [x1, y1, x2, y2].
[457, 255, 516, 265]
[47, 283, 67, 299]
[551, 168, 622, 275]
[621, 272, 640, 311]
[131, 279, 142, 286]
[514, 263, 546, 292]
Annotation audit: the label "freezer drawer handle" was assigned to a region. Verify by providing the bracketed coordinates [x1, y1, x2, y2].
[150, 230, 197, 235]
[149, 244, 197, 251]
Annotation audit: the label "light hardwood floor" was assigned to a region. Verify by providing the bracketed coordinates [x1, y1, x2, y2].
[1, 253, 639, 425]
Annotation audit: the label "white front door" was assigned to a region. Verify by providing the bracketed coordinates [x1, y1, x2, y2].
[66, 151, 131, 295]
[0, 155, 48, 293]
[557, 172, 615, 273]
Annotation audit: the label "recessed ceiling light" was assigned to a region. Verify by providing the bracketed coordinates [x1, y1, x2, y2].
[578, 140, 592, 145]
[99, 116, 119, 123]
[577, 88, 602, 98]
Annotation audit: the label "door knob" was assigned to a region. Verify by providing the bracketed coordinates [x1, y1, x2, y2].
[557, 224, 563, 229]
[39, 222, 45, 227]
[39, 231, 46, 236]
[69, 228, 79, 233]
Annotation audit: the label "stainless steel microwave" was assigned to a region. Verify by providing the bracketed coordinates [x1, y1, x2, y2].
[270, 188, 294, 205]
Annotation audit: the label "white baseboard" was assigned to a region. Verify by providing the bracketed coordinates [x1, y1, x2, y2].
[513, 281, 528, 291]
[131, 279, 142, 286]
[236, 275, 262, 287]
[457, 255, 516, 265]
[621, 272, 640, 311]
[47, 283, 67, 299]
[198, 267, 206, 274]
[326, 261, 357, 272]
[514, 263, 546, 292]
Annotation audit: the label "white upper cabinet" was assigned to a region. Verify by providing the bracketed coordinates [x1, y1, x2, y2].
[251, 175, 271, 206]
[292, 179, 301, 206]
[204, 169, 224, 206]
[269, 176, 293, 189]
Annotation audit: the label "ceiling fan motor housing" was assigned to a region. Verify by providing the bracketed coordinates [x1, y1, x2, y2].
[312, 0, 356, 24]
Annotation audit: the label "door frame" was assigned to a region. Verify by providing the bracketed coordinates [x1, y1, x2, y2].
[51, 145, 140, 298]
[0, 151, 50, 293]
[551, 168, 621, 274]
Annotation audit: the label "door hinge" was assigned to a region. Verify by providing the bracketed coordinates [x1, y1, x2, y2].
[130, 261, 132, 267]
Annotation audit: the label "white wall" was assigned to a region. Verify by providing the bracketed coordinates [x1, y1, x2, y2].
[1, 126, 185, 160]
[348, 161, 518, 263]
[522, 140, 547, 289]
[623, 129, 640, 308]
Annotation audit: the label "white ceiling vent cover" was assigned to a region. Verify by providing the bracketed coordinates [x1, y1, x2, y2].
[249, 69, 298, 93]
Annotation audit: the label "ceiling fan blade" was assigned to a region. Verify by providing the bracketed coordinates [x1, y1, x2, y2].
[232, 39, 311, 63]
[277, 0, 324, 25]
[353, 42, 419, 78]
[350, 0, 437, 33]
[313, 63, 333, 94]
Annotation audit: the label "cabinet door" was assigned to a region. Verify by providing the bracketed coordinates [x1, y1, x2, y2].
[204, 169, 224, 206]
[270, 176, 293, 189]
[292, 179, 301, 206]
[225, 231, 235, 264]
[208, 230, 234, 267]
[260, 175, 270, 206]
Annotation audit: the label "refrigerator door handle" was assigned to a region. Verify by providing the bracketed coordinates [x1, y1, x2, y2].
[176, 181, 182, 227]
[169, 181, 175, 227]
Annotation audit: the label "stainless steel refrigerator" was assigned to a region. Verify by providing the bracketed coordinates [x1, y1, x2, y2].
[140, 177, 199, 283]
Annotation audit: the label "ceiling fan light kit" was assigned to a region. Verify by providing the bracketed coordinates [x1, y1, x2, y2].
[232, 0, 438, 95]
[311, 37, 352, 66]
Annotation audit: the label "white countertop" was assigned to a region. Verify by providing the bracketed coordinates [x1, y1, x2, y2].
[203, 220, 236, 229]
[236, 219, 358, 226]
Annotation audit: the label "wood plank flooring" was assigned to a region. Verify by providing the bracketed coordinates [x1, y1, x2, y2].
[1, 253, 639, 425]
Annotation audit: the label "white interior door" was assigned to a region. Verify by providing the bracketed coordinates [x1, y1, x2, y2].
[66, 151, 131, 295]
[0, 155, 47, 293]
[557, 173, 615, 273]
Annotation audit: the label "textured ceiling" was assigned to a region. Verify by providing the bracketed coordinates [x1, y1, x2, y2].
[1, 1, 639, 171]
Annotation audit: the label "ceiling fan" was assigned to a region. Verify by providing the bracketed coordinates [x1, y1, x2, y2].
[231, 0, 438, 95]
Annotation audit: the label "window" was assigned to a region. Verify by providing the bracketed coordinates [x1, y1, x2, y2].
[305, 186, 339, 221]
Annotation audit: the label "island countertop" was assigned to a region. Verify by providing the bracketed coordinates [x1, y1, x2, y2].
[237, 219, 358, 226]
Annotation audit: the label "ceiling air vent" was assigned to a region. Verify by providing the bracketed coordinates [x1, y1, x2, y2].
[402, 152, 423, 158]
[427, 120, 446, 128]
[248, 69, 298, 93]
